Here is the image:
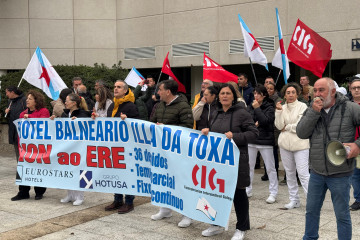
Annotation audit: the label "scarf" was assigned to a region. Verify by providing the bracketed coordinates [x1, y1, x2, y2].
[112, 89, 135, 117]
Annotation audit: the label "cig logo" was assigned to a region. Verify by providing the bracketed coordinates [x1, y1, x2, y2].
[293, 26, 314, 55]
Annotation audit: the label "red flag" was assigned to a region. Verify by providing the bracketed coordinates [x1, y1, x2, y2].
[203, 53, 238, 83]
[287, 19, 332, 78]
[161, 52, 186, 93]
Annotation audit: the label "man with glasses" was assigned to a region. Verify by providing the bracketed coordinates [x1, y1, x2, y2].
[192, 79, 213, 129]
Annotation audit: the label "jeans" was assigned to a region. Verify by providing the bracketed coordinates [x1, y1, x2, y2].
[114, 194, 135, 205]
[303, 172, 352, 240]
[351, 167, 360, 202]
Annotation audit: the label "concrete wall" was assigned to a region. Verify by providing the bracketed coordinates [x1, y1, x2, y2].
[0, 0, 359, 70]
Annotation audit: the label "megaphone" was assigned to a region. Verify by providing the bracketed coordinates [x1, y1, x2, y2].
[326, 140, 360, 168]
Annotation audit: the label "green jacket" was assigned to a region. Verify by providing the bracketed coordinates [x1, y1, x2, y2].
[150, 94, 193, 128]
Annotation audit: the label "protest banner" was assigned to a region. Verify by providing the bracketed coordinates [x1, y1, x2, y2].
[14, 118, 239, 227]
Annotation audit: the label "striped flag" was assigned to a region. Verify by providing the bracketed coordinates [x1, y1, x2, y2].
[22, 47, 67, 100]
[272, 8, 290, 84]
[238, 14, 268, 70]
[124, 67, 147, 91]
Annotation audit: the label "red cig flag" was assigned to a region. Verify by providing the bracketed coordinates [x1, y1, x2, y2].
[161, 52, 186, 93]
[203, 53, 238, 83]
[287, 19, 332, 78]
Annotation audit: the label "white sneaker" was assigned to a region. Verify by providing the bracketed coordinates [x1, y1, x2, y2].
[266, 195, 276, 204]
[151, 210, 172, 220]
[231, 229, 245, 240]
[178, 216, 192, 228]
[202, 225, 224, 237]
[284, 201, 300, 209]
[246, 191, 252, 198]
[60, 195, 72, 203]
[73, 199, 83, 206]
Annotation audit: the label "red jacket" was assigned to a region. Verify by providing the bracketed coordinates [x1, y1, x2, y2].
[19, 108, 50, 118]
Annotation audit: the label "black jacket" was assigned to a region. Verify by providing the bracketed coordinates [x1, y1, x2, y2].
[196, 101, 217, 130]
[78, 92, 95, 111]
[210, 103, 259, 189]
[7, 94, 26, 144]
[61, 109, 91, 118]
[107, 101, 139, 119]
[133, 85, 155, 120]
[239, 82, 254, 106]
[247, 98, 275, 146]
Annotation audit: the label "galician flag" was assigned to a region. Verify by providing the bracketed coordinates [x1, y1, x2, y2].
[272, 8, 290, 84]
[124, 67, 147, 91]
[196, 197, 217, 221]
[22, 47, 67, 100]
[238, 14, 268, 70]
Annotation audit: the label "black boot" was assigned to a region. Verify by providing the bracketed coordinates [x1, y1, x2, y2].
[261, 172, 269, 181]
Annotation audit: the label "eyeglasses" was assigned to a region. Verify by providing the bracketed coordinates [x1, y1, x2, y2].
[201, 82, 210, 85]
[351, 86, 360, 91]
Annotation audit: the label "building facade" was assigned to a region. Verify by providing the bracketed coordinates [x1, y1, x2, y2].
[1, 0, 360, 98]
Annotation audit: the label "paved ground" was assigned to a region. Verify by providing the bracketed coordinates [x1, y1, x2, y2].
[1, 148, 359, 240]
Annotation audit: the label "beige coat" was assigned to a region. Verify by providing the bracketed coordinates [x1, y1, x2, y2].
[275, 100, 309, 151]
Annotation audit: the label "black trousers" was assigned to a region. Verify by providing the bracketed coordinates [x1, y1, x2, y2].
[14, 143, 47, 196]
[233, 188, 250, 231]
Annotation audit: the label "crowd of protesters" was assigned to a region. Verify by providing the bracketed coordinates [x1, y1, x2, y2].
[4, 72, 360, 240]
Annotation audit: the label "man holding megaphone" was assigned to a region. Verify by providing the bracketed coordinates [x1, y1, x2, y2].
[297, 77, 360, 240]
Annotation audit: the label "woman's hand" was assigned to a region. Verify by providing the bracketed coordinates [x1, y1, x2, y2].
[225, 131, 233, 139]
[50, 115, 56, 120]
[252, 100, 260, 109]
[200, 96, 206, 103]
[201, 128, 209, 135]
[120, 112, 127, 120]
[5, 108, 10, 114]
[276, 101, 283, 110]
[255, 121, 259, 127]
[91, 111, 98, 120]
[23, 114, 29, 119]
[71, 116, 77, 120]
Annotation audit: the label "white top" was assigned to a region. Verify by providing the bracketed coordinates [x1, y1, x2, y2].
[275, 100, 310, 151]
[95, 99, 113, 117]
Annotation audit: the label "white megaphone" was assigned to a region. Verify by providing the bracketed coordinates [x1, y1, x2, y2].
[326, 140, 360, 168]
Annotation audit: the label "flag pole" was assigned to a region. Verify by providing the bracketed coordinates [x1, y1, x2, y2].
[156, 71, 162, 84]
[249, 58, 258, 85]
[4, 78, 24, 118]
[275, 69, 282, 86]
